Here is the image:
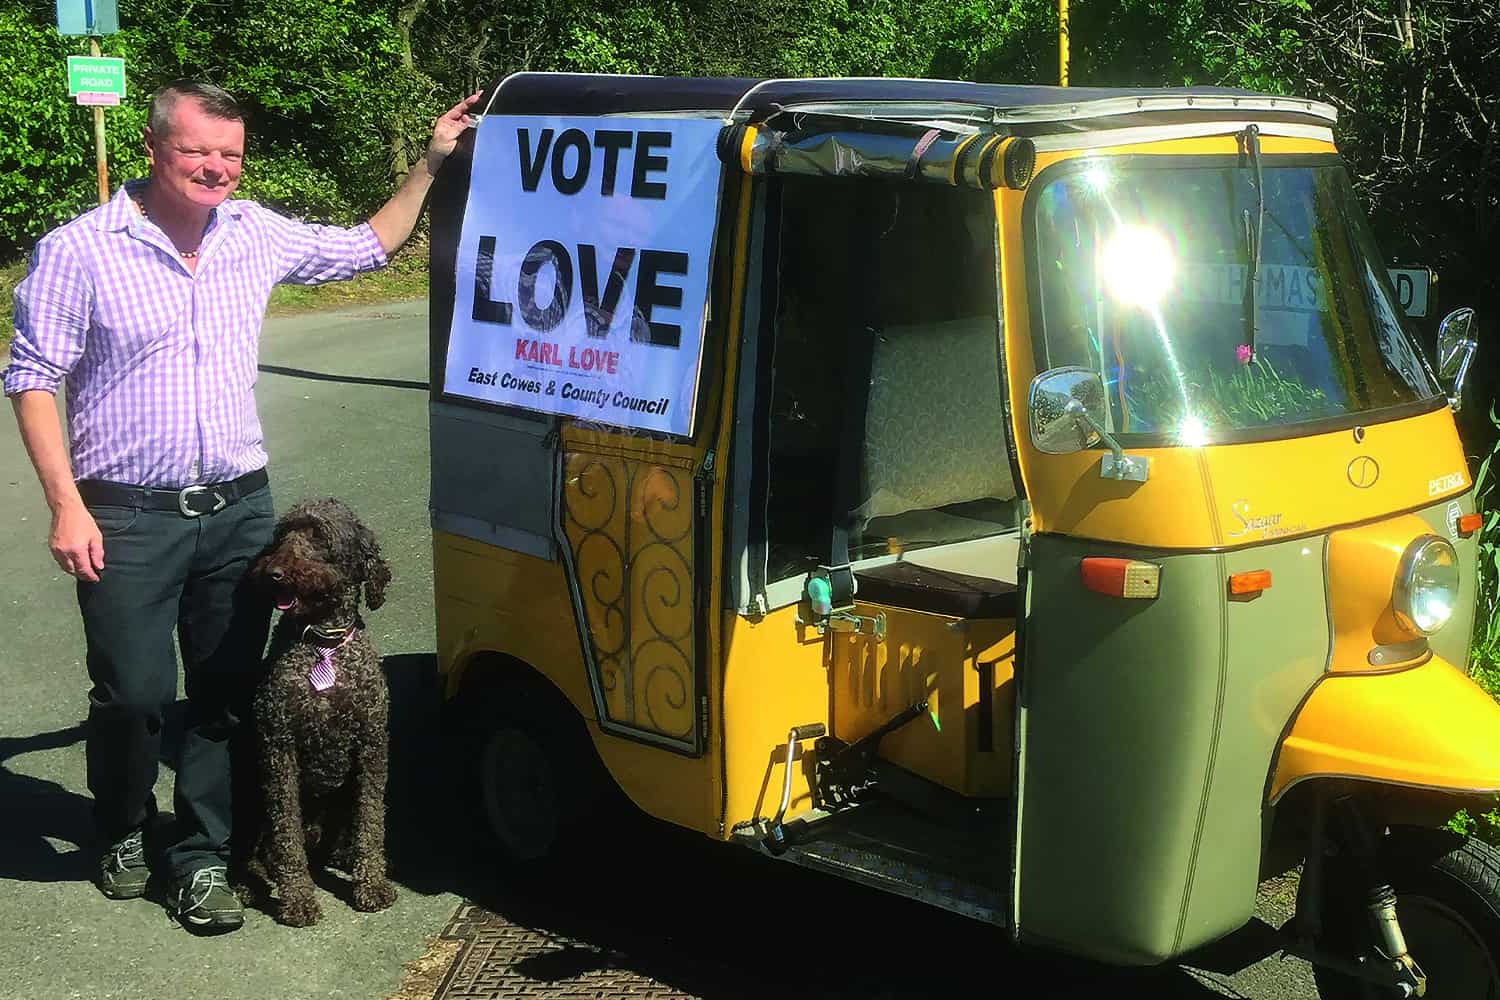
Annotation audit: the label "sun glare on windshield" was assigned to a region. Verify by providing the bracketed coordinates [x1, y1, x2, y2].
[1177, 414, 1211, 447]
[1033, 160, 1439, 443]
[1102, 225, 1176, 307]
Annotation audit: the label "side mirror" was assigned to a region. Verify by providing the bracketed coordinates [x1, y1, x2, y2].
[1028, 366, 1106, 455]
[1028, 367, 1149, 481]
[1435, 307, 1477, 411]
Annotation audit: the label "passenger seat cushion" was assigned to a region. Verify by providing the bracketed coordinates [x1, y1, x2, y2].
[853, 560, 1018, 619]
[857, 317, 1016, 523]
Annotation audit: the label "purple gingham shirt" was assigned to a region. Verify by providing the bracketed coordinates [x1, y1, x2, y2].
[3, 180, 387, 488]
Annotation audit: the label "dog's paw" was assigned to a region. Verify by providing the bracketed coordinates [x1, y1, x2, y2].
[352, 879, 397, 913]
[276, 892, 323, 927]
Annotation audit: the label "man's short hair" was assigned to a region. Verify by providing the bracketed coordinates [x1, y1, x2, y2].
[147, 80, 244, 138]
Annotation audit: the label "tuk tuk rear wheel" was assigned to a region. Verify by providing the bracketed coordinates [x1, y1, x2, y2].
[453, 668, 613, 867]
[1313, 828, 1500, 999]
[477, 724, 563, 862]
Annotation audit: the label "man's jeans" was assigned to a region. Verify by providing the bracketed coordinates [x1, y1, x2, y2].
[77, 485, 274, 877]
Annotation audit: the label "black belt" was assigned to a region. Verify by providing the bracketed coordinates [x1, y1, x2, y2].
[77, 468, 269, 518]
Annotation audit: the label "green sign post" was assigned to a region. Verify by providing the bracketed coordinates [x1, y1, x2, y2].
[56, 0, 122, 206]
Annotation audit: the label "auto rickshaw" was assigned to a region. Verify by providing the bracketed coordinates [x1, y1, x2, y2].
[425, 72, 1496, 997]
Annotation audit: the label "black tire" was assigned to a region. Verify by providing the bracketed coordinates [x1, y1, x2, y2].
[1313, 827, 1500, 999]
[450, 667, 620, 870]
[476, 721, 566, 862]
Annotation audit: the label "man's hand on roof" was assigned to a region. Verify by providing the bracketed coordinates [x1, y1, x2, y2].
[426, 91, 483, 175]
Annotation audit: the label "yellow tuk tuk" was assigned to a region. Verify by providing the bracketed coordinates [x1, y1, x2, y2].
[426, 73, 1496, 997]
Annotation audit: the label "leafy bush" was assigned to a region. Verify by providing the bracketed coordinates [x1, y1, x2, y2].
[1473, 659, 1500, 701]
[234, 147, 355, 225]
[0, 258, 26, 349]
[1449, 802, 1500, 844]
[1456, 406, 1500, 848]
[1473, 404, 1500, 653]
[0, 5, 145, 258]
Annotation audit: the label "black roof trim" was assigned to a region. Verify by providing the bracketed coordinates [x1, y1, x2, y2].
[479, 73, 1334, 129]
[485, 73, 760, 116]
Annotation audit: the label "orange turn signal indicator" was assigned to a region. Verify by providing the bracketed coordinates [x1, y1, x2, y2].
[1081, 557, 1161, 599]
[1228, 569, 1273, 595]
[1458, 513, 1483, 537]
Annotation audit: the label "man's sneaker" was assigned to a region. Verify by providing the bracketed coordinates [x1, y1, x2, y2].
[170, 865, 244, 932]
[96, 828, 150, 900]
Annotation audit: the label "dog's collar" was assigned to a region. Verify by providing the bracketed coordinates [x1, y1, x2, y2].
[302, 616, 363, 648]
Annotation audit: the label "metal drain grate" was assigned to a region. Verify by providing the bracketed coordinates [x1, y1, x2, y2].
[431, 904, 700, 1000]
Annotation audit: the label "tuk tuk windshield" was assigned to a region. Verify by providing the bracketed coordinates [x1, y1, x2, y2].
[1032, 158, 1440, 444]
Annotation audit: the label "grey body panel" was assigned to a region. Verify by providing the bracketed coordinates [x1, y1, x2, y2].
[429, 401, 557, 559]
[1015, 533, 1329, 964]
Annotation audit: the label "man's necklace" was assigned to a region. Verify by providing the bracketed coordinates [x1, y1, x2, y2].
[132, 195, 201, 258]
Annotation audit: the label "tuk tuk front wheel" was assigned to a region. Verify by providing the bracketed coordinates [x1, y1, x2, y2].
[1313, 828, 1500, 999]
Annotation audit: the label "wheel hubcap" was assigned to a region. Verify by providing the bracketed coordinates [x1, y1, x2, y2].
[1399, 893, 1500, 999]
[480, 728, 559, 860]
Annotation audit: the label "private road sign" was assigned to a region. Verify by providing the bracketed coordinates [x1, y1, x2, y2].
[67, 55, 126, 103]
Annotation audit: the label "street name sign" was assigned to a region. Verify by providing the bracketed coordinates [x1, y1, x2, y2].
[56, 0, 119, 35]
[1388, 267, 1431, 318]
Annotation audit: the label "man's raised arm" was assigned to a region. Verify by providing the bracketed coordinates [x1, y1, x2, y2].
[368, 91, 483, 255]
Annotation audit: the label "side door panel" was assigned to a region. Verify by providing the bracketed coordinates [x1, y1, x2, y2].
[561, 444, 703, 750]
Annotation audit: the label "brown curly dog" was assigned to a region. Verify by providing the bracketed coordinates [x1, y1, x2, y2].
[244, 497, 397, 926]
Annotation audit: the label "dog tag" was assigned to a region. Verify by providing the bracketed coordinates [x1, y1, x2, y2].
[309, 648, 337, 692]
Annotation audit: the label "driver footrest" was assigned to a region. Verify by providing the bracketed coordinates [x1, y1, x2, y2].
[734, 800, 1010, 926]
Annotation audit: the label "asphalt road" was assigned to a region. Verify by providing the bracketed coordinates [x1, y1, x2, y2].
[0, 300, 1319, 999]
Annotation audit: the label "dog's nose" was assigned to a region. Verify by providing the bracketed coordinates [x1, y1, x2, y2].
[268, 567, 284, 582]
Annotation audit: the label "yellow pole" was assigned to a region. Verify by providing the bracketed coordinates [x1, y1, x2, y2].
[89, 36, 109, 205]
[1059, 0, 1070, 87]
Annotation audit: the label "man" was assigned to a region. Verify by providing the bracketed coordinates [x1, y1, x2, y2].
[4, 79, 479, 932]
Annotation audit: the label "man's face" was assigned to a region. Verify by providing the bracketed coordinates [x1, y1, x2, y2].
[145, 97, 245, 211]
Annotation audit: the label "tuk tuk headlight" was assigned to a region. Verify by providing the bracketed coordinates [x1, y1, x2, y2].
[1392, 535, 1460, 635]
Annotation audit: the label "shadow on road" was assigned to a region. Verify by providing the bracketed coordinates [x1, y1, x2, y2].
[375, 652, 1263, 999]
[381, 651, 470, 896]
[443, 824, 1261, 999]
[0, 724, 94, 884]
[0, 654, 458, 896]
[0, 657, 1270, 997]
[258, 363, 428, 392]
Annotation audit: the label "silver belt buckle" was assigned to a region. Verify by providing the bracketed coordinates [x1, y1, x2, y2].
[178, 485, 228, 517]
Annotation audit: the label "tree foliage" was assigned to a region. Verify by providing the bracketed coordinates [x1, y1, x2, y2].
[1178, 0, 1500, 436]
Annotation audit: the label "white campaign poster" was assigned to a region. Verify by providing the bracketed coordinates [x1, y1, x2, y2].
[445, 114, 725, 436]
